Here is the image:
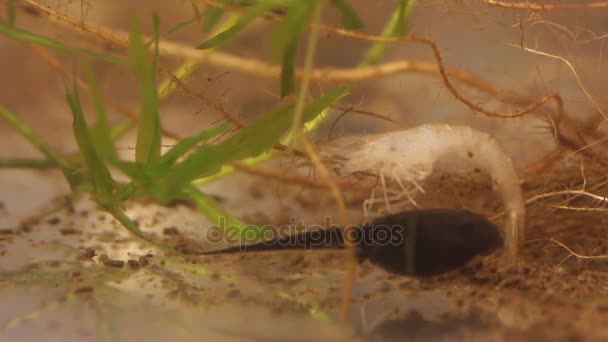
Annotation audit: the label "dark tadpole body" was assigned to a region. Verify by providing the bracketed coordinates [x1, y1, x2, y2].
[201, 209, 504, 277]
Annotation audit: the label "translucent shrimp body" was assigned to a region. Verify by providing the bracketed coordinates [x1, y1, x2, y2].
[331, 124, 525, 264]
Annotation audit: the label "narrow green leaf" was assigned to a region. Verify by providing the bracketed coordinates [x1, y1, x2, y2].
[394, 0, 414, 37]
[0, 104, 81, 187]
[201, 6, 225, 32]
[6, 0, 16, 26]
[0, 22, 125, 66]
[144, 15, 162, 50]
[188, 185, 267, 239]
[197, 0, 279, 49]
[106, 205, 145, 238]
[303, 85, 349, 116]
[129, 18, 161, 165]
[167, 85, 348, 187]
[330, 0, 364, 30]
[280, 40, 297, 97]
[0, 105, 69, 170]
[152, 13, 160, 70]
[159, 123, 231, 167]
[65, 85, 115, 203]
[166, 104, 292, 186]
[167, 18, 197, 35]
[271, 1, 318, 96]
[360, 0, 415, 66]
[271, 1, 315, 58]
[85, 69, 117, 162]
[112, 13, 240, 158]
[112, 160, 148, 182]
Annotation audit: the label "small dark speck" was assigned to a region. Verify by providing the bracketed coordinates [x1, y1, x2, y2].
[23, 5, 42, 16]
[163, 227, 180, 235]
[467, 151, 474, 158]
[210, 194, 225, 203]
[474, 168, 481, 173]
[389, 145, 397, 151]
[249, 186, 265, 200]
[74, 286, 94, 294]
[0, 229, 14, 235]
[166, 199, 196, 208]
[67, 271, 81, 280]
[138, 256, 149, 266]
[128, 259, 141, 269]
[47, 217, 61, 225]
[44, 260, 61, 268]
[79, 247, 96, 260]
[99, 254, 124, 268]
[60, 228, 81, 235]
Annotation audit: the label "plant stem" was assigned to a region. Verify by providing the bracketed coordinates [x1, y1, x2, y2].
[288, 1, 323, 142]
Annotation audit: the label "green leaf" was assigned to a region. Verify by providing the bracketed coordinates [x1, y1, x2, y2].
[0, 104, 82, 188]
[270, 0, 317, 58]
[152, 13, 160, 70]
[394, 0, 414, 37]
[330, 0, 363, 30]
[280, 40, 297, 97]
[67, 86, 166, 247]
[105, 205, 149, 244]
[359, 0, 415, 66]
[112, 160, 145, 180]
[201, 6, 225, 32]
[165, 85, 348, 189]
[303, 85, 349, 117]
[188, 185, 267, 239]
[85, 69, 117, 162]
[6, 0, 16, 26]
[167, 18, 197, 35]
[0, 22, 125, 66]
[65, 85, 116, 205]
[129, 17, 161, 165]
[271, 0, 318, 96]
[197, 0, 280, 49]
[166, 104, 292, 187]
[158, 123, 231, 168]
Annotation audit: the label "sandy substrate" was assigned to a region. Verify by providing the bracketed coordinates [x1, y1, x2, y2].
[1, 154, 607, 341]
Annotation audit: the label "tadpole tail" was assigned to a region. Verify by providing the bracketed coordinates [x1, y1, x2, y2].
[200, 226, 350, 255]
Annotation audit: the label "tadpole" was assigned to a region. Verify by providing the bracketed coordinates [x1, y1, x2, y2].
[202, 208, 504, 277]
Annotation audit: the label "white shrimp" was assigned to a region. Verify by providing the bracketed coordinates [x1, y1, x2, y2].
[323, 123, 525, 264]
